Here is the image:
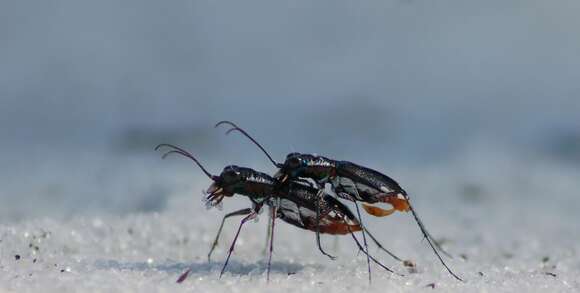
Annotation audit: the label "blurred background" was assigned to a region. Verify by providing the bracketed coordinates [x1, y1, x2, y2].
[1, 0, 579, 226]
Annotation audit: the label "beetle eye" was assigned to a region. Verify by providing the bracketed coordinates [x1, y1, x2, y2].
[287, 157, 301, 168]
[222, 170, 239, 182]
[286, 152, 300, 159]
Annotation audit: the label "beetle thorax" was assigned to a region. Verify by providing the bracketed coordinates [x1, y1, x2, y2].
[301, 156, 336, 181]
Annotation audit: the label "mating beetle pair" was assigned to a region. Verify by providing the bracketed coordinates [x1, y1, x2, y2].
[156, 144, 400, 283]
[156, 121, 463, 283]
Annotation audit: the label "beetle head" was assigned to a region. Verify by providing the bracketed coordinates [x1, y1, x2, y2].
[207, 165, 276, 206]
[276, 153, 336, 182]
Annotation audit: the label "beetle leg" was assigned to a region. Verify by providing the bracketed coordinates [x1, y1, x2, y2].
[346, 225, 402, 276]
[207, 208, 253, 263]
[406, 200, 463, 281]
[263, 208, 273, 255]
[219, 211, 258, 278]
[180, 208, 255, 283]
[364, 227, 403, 262]
[353, 201, 372, 283]
[266, 200, 278, 282]
[315, 189, 336, 260]
[340, 181, 373, 282]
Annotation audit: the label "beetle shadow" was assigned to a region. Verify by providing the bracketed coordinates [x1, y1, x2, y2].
[94, 259, 311, 276]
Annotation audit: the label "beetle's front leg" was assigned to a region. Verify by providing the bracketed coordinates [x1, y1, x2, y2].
[207, 208, 254, 262]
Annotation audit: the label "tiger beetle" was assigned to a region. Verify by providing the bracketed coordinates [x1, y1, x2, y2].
[155, 144, 402, 283]
[215, 121, 463, 282]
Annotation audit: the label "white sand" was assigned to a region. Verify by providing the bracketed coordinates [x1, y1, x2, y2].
[1, 150, 578, 293]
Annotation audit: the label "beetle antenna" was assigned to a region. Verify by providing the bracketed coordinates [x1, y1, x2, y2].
[215, 121, 281, 168]
[155, 143, 215, 179]
[406, 200, 464, 282]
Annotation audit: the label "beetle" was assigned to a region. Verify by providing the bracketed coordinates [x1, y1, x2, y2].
[155, 143, 401, 283]
[214, 121, 463, 282]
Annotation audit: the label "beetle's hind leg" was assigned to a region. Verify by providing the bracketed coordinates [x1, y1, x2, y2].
[364, 228, 403, 262]
[346, 226, 402, 276]
[352, 201, 372, 283]
[406, 201, 463, 281]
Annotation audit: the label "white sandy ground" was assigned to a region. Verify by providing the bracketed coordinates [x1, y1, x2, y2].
[1, 153, 579, 293]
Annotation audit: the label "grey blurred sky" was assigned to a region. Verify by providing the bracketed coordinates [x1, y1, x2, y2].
[1, 0, 580, 222]
[1, 0, 579, 158]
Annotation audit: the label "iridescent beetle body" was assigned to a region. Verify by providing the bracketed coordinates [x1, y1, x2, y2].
[278, 154, 411, 215]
